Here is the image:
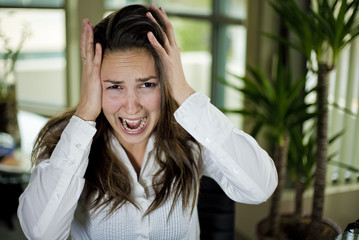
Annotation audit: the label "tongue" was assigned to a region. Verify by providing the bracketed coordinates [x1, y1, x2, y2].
[127, 120, 141, 129]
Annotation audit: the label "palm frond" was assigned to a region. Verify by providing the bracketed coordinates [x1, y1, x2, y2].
[329, 160, 359, 172]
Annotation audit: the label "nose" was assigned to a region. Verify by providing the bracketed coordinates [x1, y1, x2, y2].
[123, 91, 141, 115]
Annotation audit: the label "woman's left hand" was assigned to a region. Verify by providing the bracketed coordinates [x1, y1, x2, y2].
[146, 4, 195, 105]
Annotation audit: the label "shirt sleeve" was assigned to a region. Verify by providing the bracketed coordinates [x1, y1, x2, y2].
[17, 115, 97, 240]
[174, 92, 278, 204]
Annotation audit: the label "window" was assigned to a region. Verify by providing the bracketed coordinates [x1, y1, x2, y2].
[306, 38, 359, 187]
[170, 17, 211, 97]
[0, 1, 66, 116]
[327, 38, 359, 185]
[1, 0, 248, 123]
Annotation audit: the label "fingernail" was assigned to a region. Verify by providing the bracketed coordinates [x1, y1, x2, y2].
[150, 4, 158, 10]
[148, 31, 154, 39]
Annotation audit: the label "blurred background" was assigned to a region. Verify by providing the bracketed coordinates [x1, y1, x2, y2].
[0, 0, 358, 239]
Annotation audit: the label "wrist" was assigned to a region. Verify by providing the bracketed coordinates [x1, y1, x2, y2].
[74, 108, 98, 122]
[173, 85, 195, 106]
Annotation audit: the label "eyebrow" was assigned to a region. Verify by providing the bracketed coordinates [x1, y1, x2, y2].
[103, 76, 157, 84]
[136, 76, 157, 83]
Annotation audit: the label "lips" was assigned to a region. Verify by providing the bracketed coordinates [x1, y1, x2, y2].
[119, 117, 148, 135]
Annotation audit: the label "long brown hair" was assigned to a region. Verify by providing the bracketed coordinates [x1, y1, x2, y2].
[32, 5, 202, 217]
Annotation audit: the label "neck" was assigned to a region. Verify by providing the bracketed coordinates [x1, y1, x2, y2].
[121, 140, 148, 176]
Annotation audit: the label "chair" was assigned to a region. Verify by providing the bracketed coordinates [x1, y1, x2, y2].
[198, 176, 235, 240]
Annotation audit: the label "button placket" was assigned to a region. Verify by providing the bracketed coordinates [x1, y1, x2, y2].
[137, 203, 150, 240]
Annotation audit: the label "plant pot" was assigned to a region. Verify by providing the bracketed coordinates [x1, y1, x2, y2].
[256, 214, 342, 240]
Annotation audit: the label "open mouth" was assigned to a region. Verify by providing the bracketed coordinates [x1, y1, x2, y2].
[119, 117, 148, 134]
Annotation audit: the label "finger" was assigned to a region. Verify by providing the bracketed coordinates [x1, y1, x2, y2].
[146, 10, 157, 23]
[147, 31, 167, 57]
[86, 23, 95, 61]
[93, 43, 102, 69]
[159, 7, 167, 17]
[149, 5, 176, 45]
[146, 11, 172, 52]
[80, 18, 88, 59]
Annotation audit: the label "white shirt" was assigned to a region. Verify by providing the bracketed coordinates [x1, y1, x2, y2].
[17, 92, 278, 240]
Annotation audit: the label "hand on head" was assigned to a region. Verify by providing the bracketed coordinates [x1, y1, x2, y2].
[146, 4, 195, 105]
[75, 4, 195, 123]
[75, 18, 103, 121]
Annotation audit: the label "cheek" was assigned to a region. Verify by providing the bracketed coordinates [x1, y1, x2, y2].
[102, 93, 123, 114]
[144, 91, 161, 112]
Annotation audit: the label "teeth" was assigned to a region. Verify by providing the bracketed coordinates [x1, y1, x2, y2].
[121, 117, 147, 132]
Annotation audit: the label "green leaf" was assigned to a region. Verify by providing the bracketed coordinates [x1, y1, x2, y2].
[329, 160, 359, 172]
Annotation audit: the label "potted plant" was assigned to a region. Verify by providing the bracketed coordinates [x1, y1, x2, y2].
[0, 12, 30, 146]
[219, 53, 315, 239]
[267, 0, 359, 238]
[279, 124, 345, 240]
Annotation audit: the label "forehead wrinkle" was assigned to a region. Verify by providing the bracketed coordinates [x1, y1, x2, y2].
[103, 50, 154, 69]
[136, 76, 157, 82]
[101, 49, 157, 83]
[103, 79, 124, 84]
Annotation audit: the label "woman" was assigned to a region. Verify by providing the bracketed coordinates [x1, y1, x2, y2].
[18, 4, 277, 240]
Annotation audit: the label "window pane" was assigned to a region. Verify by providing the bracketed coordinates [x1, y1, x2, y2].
[0, 0, 64, 8]
[170, 17, 212, 97]
[224, 25, 247, 127]
[153, 0, 211, 15]
[220, 0, 247, 20]
[0, 9, 66, 113]
[105, 0, 149, 9]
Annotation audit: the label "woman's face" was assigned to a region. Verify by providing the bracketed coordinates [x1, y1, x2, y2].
[101, 49, 161, 149]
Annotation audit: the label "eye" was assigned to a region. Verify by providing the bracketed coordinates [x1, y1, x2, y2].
[108, 85, 122, 90]
[140, 82, 158, 88]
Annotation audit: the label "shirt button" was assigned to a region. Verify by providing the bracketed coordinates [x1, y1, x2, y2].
[141, 234, 147, 239]
[233, 168, 239, 174]
[205, 138, 211, 143]
[55, 193, 60, 199]
[76, 143, 81, 148]
[140, 200, 146, 205]
[69, 160, 75, 165]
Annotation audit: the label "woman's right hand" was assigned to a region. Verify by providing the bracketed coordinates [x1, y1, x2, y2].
[75, 18, 102, 121]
